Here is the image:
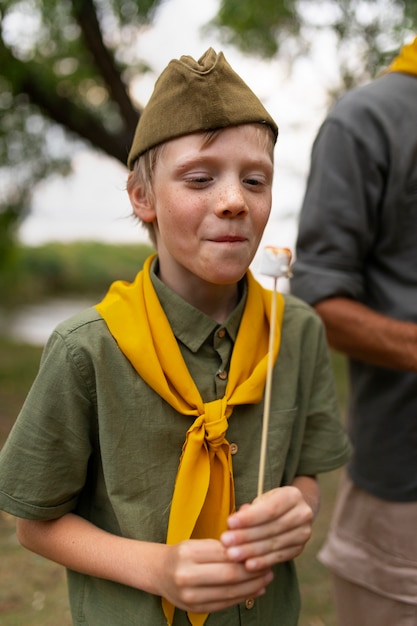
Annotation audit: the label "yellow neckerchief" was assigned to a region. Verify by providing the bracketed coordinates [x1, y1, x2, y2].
[95, 254, 285, 626]
[387, 36, 417, 76]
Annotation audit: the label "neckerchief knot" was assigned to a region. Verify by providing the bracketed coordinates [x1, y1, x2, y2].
[202, 398, 230, 449]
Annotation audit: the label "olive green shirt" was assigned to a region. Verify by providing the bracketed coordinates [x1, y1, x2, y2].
[0, 267, 350, 625]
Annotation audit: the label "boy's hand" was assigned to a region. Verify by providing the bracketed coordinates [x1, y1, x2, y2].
[220, 481, 317, 572]
[160, 539, 274, 614]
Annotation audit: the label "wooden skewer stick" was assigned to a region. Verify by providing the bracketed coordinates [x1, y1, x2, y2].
[257, 276, 278, 497]
[257, 246, 292, 497]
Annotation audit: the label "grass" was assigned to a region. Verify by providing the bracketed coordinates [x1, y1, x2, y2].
[0, 241, 154, 308]
[0, 336, 348, 625]
[0, 512, 71, 625]
[0, 338, 71, 625]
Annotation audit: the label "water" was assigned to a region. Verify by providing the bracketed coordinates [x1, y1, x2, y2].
[4, 298, 94, 346]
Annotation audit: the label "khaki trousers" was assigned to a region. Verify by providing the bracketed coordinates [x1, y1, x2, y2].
[331, 572, 417, 626]
[318, 472, 417, 626]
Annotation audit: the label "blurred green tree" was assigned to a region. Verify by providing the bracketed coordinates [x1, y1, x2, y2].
[0, 0, 416, 268]
[209, 0, 417, 93]
[0, 0, 160, 269]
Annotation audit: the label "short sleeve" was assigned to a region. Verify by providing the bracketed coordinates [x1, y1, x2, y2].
[0, 330, 95, 520]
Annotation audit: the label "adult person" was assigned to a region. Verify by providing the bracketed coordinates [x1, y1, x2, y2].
[291, 36, 417, 626]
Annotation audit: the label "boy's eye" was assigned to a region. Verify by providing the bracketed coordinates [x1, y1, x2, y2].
[244, 176, 269, 188]
[185, 174, 213, 186]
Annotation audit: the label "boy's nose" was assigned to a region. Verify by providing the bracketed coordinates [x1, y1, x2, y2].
[215, 183, 249, 218]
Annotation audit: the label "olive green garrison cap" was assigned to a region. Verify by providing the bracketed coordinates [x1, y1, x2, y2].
[127, 47, 278, 169]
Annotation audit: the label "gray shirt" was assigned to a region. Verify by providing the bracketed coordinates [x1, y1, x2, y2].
[292, 71, 417, 501]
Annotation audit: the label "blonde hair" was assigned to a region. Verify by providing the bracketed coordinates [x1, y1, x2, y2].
[127, 143, 165, 245]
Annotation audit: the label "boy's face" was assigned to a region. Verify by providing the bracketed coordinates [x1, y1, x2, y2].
[131, 124, 274, 293]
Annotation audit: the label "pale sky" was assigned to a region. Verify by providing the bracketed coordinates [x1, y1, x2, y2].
[19, 0, 337, 263]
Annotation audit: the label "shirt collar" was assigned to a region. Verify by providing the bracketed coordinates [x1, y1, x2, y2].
[150, 257, 247, 353]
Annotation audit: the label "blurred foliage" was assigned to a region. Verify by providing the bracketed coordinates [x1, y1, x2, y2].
[208, 0, 298, 58]
[0, 0, 162, 267]
[209, 0, 417, 92]
[1, 0, 416, 269]
[0, 241, 154, 306]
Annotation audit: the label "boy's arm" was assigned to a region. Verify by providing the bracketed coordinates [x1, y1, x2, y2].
[221, 476, 319, 571]
[17, 513, 168, 594]
[291, 475, 320, 519]
[16, 513, 273, 614]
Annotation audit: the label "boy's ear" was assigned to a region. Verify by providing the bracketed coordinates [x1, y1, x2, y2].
[127, 174, 156, 223]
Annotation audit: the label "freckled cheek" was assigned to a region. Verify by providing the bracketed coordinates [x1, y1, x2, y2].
[155, 194, 181, 225]
[175, 198, 204, 229]
[252, 203, 271, 229]
[158, 201, 201, 244]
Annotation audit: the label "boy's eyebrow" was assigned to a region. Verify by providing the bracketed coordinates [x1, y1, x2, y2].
[174, 155, 210, 171]
[173, 154, 274, 173]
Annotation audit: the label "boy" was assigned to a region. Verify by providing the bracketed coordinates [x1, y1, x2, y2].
[0, 49, 350, 625]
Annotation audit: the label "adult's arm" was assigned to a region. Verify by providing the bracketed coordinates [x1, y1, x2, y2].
[315, 297, 417, 372]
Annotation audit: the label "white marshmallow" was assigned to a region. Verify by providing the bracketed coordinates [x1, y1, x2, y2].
[259, 246, 292, 278]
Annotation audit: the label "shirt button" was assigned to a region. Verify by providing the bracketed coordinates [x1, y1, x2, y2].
[217, 370, 228, 380]
[230, 443, 238, 455]
[245, 598, 255, 609]
[217, 328, 226, 338]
